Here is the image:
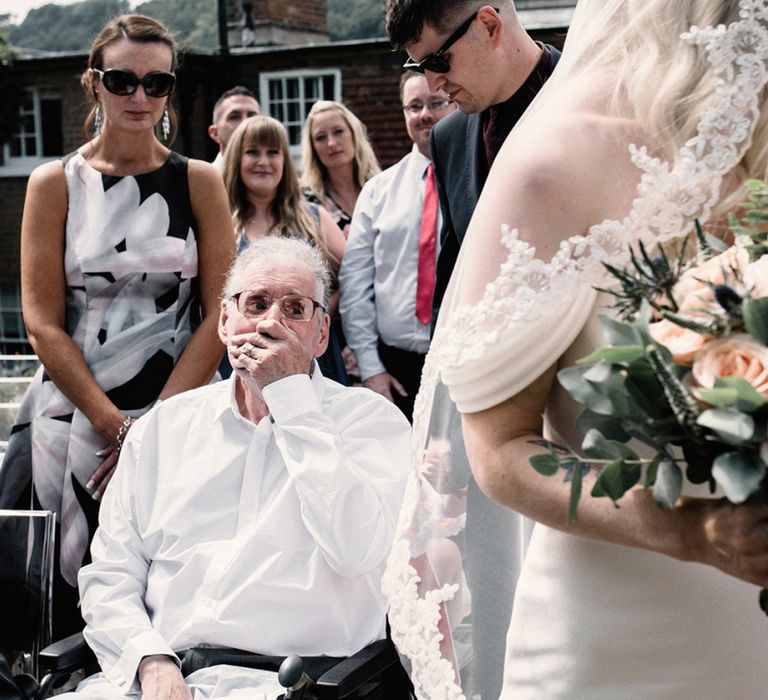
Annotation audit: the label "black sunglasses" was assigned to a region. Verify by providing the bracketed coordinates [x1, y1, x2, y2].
[404, 7, 498, 74]
[91, 68, 176, 98]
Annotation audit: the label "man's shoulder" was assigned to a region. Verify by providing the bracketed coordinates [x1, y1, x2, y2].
[431, 109, 471, 142]
[145, 380, 229, 427]
[357, 151, 418, 208]
[365, 151, 414, 189]
[321, 378, 411, 425]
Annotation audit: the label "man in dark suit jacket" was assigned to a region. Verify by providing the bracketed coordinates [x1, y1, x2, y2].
[385, 2, 561, 697]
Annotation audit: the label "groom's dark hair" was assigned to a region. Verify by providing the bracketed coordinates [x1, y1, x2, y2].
[385, 0, 495, 49]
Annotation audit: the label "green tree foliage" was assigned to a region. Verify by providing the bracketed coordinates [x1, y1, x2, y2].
[327, 0, 385, 41]
[9, 0, 130, 52]
[134, 0, 218, 51]
[5, 0, 385, 52]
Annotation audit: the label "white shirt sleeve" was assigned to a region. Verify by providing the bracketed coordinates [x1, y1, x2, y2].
[78, 415, 179, 694]
[263, 374, 411, 577]
[338, 180, 388, 380]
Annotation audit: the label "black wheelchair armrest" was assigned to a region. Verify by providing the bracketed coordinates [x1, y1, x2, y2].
[313, 638, 400, 699]
[34, 632, 97, 699]
[38, 632, 95, 673]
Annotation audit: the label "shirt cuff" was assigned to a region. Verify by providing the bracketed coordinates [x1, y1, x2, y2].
[263, 373, 322, 422]
[353, 347, 387, 381]
[101, 629, 178, 695]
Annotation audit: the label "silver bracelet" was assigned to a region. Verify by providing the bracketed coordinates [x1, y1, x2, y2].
[115, 416, 134, 453]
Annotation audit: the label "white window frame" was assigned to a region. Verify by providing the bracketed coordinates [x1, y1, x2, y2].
[0, 283, 30, 354]
[0, 86, 63, 176]
[259, 68, 342, 165]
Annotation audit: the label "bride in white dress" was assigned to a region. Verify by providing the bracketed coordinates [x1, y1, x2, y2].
[383, 0, 768, 697]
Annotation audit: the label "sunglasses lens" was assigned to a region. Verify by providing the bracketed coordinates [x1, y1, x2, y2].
[144, 73, 175, 98]
[404, 56, 450, 75]
[425, 57, 450, 73]
[102, 70, 136, 95]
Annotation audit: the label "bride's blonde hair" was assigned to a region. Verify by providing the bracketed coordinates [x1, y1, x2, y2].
[566, 0, 768, 207]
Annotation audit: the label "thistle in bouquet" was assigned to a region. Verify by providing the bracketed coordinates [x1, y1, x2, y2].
[529, 179, 768, 609]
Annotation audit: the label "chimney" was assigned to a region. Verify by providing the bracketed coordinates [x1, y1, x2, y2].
[226, 0, 329, 48]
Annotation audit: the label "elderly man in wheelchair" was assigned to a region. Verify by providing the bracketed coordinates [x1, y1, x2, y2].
[43, 237, 412, 700]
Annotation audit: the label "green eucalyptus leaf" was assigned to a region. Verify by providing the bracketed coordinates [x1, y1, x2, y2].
[577, 345, 646, 365]
[743, 297, 768, 346]
[697, 408, 755, 443]
[598, 315, 647, 347]
[591, 459, 641, 503]
[644, 453, 663, 488]
[582, 428, 637, 461]
[712, 452, 766, 504]
[576, 410, 631, 443]
[567, 461, 584, 525]
[698, 376, 767, 412]
[530, 452, 562, 477]
[652, 460, 683, 509]
[558, 365, 617, 415]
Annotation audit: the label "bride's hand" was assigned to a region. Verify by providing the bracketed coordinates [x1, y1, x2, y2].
[683, 497, 768, 587]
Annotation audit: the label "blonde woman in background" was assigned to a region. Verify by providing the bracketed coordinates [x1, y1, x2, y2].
[301, 101, 380, 383]
[300, 100, 381, 238]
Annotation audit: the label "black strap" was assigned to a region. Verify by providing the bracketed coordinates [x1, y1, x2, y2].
[179, 647, 342, 682]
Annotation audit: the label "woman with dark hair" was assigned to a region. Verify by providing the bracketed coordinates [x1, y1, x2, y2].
[0, 14, 234, 636]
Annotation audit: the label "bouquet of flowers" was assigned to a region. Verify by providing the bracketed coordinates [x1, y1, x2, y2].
[530, 179, 768, 606]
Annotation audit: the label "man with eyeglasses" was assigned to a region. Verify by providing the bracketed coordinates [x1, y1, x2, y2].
[339, 72, 456, 421]
[385, 3, 560, 697]
[66, 236, 411, 699]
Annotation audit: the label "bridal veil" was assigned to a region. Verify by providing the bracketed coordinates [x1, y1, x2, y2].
[382, 1, 768, 697]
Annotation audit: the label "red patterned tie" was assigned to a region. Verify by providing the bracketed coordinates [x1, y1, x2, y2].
[416, 163, 438, 325]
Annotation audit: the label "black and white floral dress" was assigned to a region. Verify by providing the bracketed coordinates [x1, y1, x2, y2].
[0, 150, 199, 590]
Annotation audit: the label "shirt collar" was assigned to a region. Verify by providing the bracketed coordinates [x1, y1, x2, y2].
[216, 360, 327, 425]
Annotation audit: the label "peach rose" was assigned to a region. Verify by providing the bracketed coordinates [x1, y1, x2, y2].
[649, 318, 710, 364]
[691, 334, 768, 397]
[674, 246, 749, 313]
[744, 254, 768, 298]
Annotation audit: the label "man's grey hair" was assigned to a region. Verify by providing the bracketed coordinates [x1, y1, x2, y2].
[223, 237, 332, 310]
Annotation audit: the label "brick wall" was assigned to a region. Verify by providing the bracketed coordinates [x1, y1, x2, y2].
[254, 0, 327, 32]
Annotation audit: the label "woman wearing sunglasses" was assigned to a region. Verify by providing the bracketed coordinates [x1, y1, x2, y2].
[0, 14, 234, 636]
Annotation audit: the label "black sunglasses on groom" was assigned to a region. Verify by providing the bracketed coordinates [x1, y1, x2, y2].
[404, 6, 500, 74]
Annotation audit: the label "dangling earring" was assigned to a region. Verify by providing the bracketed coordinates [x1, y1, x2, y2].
[162, 107, 170, 142]
[93, 105, 103, 136]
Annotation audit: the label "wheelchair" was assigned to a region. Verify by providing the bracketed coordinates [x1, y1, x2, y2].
[30, 631, 412, 699]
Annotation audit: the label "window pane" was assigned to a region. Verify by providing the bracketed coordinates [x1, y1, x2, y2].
[286, 78, 299, 99]
[288, 124, 300, 144]
[322, 75, 336, 97]
[304, 78, 319, 100]
[269, 80, 283, 100]
[41, 97, 63, 157]
[287, 101, 301, 123]
[24, 136, 37, 157]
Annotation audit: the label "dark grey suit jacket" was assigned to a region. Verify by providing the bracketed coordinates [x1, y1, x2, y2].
[429, 44, 561, 327]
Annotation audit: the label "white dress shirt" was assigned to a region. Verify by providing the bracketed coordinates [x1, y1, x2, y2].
[77, 368, 411, 696]
[339, 145, 436, 380]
